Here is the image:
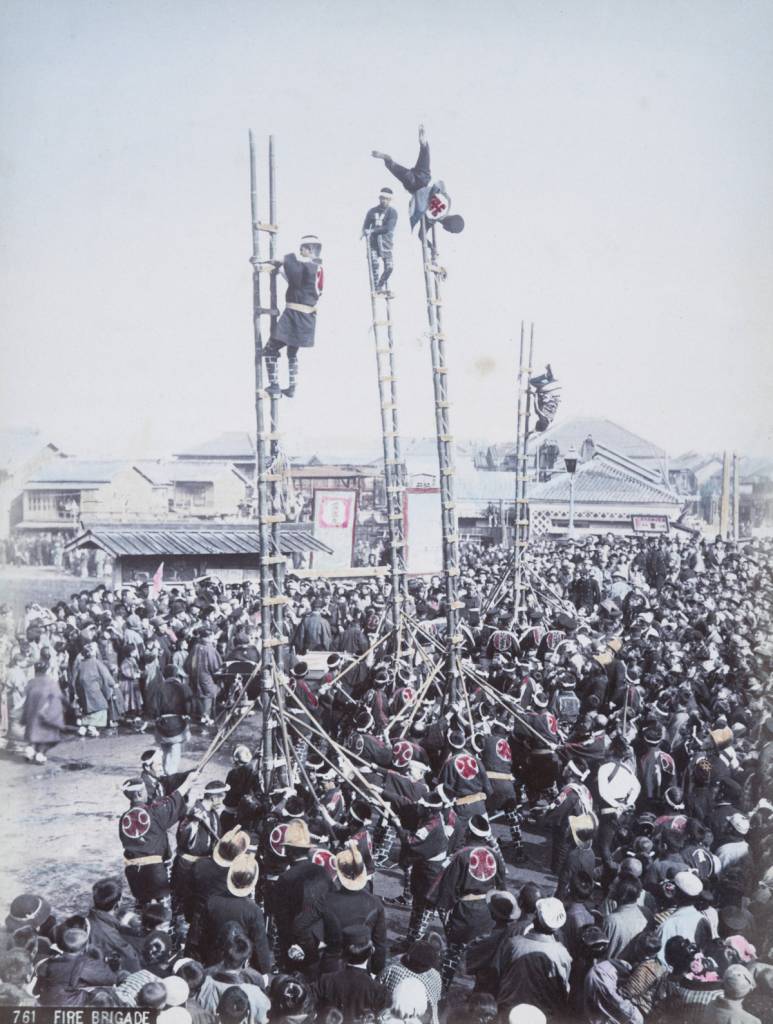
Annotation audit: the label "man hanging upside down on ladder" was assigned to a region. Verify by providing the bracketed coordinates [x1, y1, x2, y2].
[372, 124, 465, 234]
[265, 235, 323, 398]
[529, 364, 562, 433]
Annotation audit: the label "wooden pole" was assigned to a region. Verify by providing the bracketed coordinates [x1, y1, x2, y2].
[249, 132, 275, 791]
[419, 217, 461, 702]
[720, 450, 731, 540]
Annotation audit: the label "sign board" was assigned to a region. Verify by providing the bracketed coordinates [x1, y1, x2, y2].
[404, 487, 443, 575]
[311, 489, 356, 570]
[632, 515, 670, 534]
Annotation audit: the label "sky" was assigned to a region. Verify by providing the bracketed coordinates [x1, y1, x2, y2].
[1, 0, 772, 462]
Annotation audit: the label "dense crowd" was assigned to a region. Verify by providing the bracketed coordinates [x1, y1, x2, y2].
[1, 530, 772, 1024]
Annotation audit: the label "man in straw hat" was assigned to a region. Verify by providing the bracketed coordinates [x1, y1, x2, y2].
[201, 852, 271, 974]
[270, 819, 334, 972]
[319, 841, 387, 974]
[185, 825, 250, 960]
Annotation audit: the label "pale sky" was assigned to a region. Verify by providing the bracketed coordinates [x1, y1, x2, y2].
[1, 0, 772, 461]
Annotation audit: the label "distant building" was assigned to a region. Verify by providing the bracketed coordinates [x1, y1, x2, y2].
[13, 460, 161, 540]
[135, 460, 249, 518]
[0, 429, 63, 539]
[529, 446, 683, 537]
[66, 520, 332, 588]
[484, 417, 670, 486]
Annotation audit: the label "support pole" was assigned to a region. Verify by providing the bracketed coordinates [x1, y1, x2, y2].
[249, 132, 286, 792]
[512, 322, 535, 625]
[268, 137, 287, 666]
[419, 218, 461, 701]
[732, 452, 740, 542]
[364, 236, 407, 660]
[720, 450, 731, 540]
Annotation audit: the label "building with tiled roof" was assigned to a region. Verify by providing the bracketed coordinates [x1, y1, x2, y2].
[66, 521, 332, 587]
[529, 447, 683, 537]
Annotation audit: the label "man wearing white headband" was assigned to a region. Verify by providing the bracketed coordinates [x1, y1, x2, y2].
[265, 235, 324, 398]
[361, 188, 397, 295]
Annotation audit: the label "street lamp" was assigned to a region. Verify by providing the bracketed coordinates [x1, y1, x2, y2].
[564, 446, 578, 537]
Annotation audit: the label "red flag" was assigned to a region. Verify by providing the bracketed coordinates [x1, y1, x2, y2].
[151, 562, 164, 597]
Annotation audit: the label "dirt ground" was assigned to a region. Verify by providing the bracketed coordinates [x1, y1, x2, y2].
[0, 718, 555, 947]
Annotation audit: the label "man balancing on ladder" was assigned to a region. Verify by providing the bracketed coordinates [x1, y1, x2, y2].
[265, 234, 324, 398]
[372, 124, 465, 235]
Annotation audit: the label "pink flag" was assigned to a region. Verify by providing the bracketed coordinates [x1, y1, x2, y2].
[151, 561, 164, 597]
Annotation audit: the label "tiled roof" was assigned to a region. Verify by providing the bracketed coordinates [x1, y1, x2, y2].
[135, 460, 248, 486]
[173, 432, 255, 459]
[26, 459, 129, 487]
[530, 460, 679, 505]
[525, 417, 666, 461]
[65, 521, 332, 557]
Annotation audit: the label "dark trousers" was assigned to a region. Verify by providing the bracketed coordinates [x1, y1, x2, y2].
[385, 142, 431, 194]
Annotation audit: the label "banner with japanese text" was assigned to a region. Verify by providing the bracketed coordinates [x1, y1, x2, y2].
[311, 489, 357, 569]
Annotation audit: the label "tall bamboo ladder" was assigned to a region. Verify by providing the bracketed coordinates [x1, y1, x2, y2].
[418, 218, 463, 702]
[364, 237, 408, 660]
[249, 132, 290, 791]
[512, 322, 535, 625]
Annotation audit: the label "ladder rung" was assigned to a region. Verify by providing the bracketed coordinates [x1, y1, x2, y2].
[388, 513, 403, 521]
[379, 376, 397, 383]
[386, 485, 404, 492]
[259, 474, 282, 482]
[261, 555, 285, 565]
[374, 320, 393, 327]
[258, 222, 279, 233]
[262, 638, 283, 648]
[385, 457, 401, 464]
[442, 503, 456, 511]
[382, 403, 396, 411]
[258, 432, 281, 441]
[429, 300, 442, 307]
[514, 519, 529, 526]
[263, 595, 289, 606]
[263, 514, 285, 524]
[441, 467, 455, 476]
[383, 435, 399, 441]
[448, 567, 460, 577]
[431, 333, 447, 340]
[432, 367, 448, 374]
[436, 401, 450, 408]
[258, 265, 277, 274]
[450, 601, 465, 610]
[257, 307, 280, 316]
[438, 434, 453, 442]
[375, 347, 391, 354]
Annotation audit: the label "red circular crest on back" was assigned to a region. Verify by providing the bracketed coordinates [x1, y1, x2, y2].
[392, 740, 413, 768]
[270, 823, 289, 858]
[469, 846, 496, 882]
[121, 807, 150, 839]
[311, 848, 336, 878]
[495, 738, 512, 762]
[491, 630, 514, 653]
[455, 754, 479, 780]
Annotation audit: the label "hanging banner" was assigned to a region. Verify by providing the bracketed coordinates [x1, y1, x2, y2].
[404, 487, 443, 575]
[311, 489, 357, 569]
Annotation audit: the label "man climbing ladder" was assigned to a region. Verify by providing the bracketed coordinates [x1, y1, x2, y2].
[264, 234, 324, 398]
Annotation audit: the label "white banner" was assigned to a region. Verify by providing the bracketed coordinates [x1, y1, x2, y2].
[311, 489, 357, 570]
[404, 487, 443, 575]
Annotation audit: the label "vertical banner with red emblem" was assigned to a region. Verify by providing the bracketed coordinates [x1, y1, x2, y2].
[311, 489, 356, 570]
[404, 487, 443, 576]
